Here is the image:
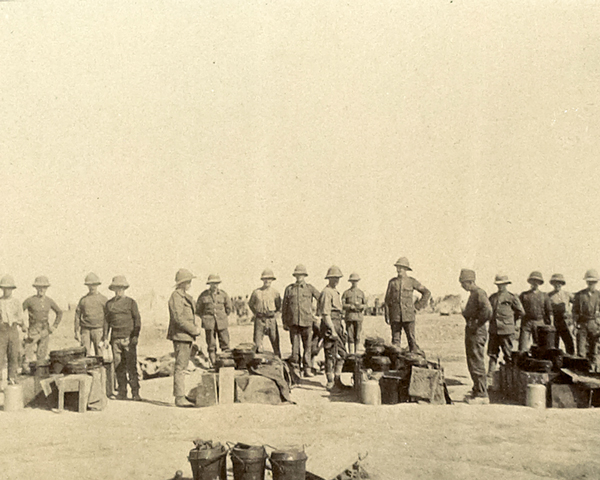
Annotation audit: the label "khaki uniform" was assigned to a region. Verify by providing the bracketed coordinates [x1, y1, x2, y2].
[384, 276, 431, 351]
[572, 288, 600, 371]
[318, 285, 346, 380]
[488, 291, 524, 363]
[196, 288, 232, 360]
[282, 281, 320, 368]
[249, 286, 281, 357]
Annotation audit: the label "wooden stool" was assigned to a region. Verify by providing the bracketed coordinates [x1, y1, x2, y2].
[56, 374, 89, 413]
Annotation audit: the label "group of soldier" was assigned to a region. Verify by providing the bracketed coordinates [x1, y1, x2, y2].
[1, 258, 598, 408]
[459, 268, 600, 404]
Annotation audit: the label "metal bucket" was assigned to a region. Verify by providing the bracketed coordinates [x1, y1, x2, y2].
[526, 384, 546, 409]
[360, 378, 381, 405]
[231, 443, 266, 480]
[188, 444, 227, 480]
[4, 384, 24, 412]
[270, 448, 307, 480]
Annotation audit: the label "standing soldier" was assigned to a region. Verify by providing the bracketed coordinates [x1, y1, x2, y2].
[74, 273, 108, 356]
[0, 275, 26, 386]
[549, 273, 575, 355]
[459, 269, 492, 404]
[282, 265, 320, 378]
[518, 271, 553, 352]
[22, 276, 63, 366]
[196, 274, 232, 366]
[488, 274, 524, 382]
[318, 266, 347, 391]
[384, 257, 431, 353]
[249, 269, 282, 357]
[572, 269, 600, 372]
[168, 269, 201, 407]
[103, 276, 141, 401]
[342, 273, 366, 354]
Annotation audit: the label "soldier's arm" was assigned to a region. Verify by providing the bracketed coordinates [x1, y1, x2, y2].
[319, 290, 337, 335]
[50, 298, 63, 329]
[248, 291, 258, 315]
[102, 304, 110, 342]
[131, 300, 141, 338]
[224, 293, 232, 315]
[512, 295, 525, 320]
[414, 281, 431, 311]
[274, 291, 282, 313]
[170, 294, 198, 336]
[544, 294, 554, 325]
[342, 291, 353, 312]
[571, 295, 580, 324]
[74, 300, 82, 337]
[479, 291, 493, 324]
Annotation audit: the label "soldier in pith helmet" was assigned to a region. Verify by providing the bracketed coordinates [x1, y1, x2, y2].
[249, 269, 282, 357]
[384, 257, 431, 353]
[549, 273, 575, 355]
[572, 269, 600, 371]
[0, 275, 25, 385]
[196, 274, 232, 366]
[74, 273, 108, 356]
[518, 271, 553, 352]
[487, 274, 524, 384]
[342, 273, 366, 354]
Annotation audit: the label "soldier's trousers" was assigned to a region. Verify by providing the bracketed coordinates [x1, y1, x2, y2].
[0, 323, 20, 382]
[554, 318, 575, 355]
[253, 316, 281, 357]
[390, 321, 418, 351]
[322, 317, 347, 377]
[81, 327, 103, 357]
[290, 325, 313, 369]
[111, 337, 140, 396]
[23, 326, 50, 364]
[172, 341, 192, 398]
[576, 321, 600, 372]
[487, 332, 514, 363]
[204, 328, 230, 354]
[518, 319, 544, 352]
[465, 324, 488, 397]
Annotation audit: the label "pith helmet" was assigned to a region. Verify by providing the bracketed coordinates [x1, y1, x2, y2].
[206, 274, 221, 284]
[550, 273, 566, 285]
[584, 269, 600, 282]
[293, 264, 308, 276]
[261, 269, 276, 280]
[459, 269, 476, 283]
[175, 269, 195, 286]
[33, 276, 51, 287]
[494, 274, 511, 285]
[325, 265, 343, 279]
[84, 272, 101, 285]
[0, 275, 17, 289]
[349, 272, 361, 282]
[108, 276, 130, 291]
[394, 257, 412, 271]
[527, 271, 544, 284]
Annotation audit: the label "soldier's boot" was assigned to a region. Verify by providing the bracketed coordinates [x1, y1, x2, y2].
[132, 389, 142, 402]
[116, 389, 128, 400]
[332, 361, 349, 392]
[304, 366, 314, 378]
[348, 343, 355, 355]
[325, 373, 335, 391]
[208, 351, 217, 368]
[175, 396, 194, 408]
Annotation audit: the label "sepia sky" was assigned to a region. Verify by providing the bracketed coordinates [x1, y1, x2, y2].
[1, 1, 600, 306]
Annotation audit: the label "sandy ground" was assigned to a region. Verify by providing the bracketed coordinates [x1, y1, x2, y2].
[1, 311, 600, 480]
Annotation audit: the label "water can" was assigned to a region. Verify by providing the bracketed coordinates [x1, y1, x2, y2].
[231, 443, 266, 480]
[188, 443, 227, 480]
[361, 378, 381, 405]
[269, 448, 307, 480]
[526, 384, 547, 409]
[4, 383, 24, 412]
[380, 374, 402, 405]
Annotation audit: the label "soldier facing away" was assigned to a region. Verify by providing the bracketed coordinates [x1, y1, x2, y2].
[342, 272, 366, 354]
[572, 269, 600, 372]
[460, 269, 492, 404]
[488, 274, 524, 383]
[519, 271, 553, 352]
[549, 273, 575, 355]
[74, 273, 108, 356]
[103, 276, 141, 401]
[22, 276, 63, 366]
[196, 274, 232, 366]
[249, 269, 282, 357]
[384, 257, 431, 353]
[168, 269, 201, 407]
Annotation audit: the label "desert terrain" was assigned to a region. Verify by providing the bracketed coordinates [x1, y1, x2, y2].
[1, 309, 600, 480]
